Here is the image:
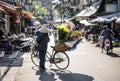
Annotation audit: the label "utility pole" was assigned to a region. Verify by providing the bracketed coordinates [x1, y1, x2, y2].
[61, 0, 65, 23]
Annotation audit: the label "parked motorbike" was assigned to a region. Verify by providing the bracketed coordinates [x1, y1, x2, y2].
[0, 40, 13, 58]
[12, 38, 32, 52]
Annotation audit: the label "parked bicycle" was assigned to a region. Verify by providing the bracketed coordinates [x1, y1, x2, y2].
[31, 44, 70, 70]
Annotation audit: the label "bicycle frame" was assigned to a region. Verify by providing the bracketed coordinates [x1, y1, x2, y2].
[31, 25, 69, 69]
[31, 45, 70, 69]
[46, 50, 54, 59]
[45, 46, 61, 63]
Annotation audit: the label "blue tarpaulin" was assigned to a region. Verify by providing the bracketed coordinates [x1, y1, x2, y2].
[101, 12, 120, 19]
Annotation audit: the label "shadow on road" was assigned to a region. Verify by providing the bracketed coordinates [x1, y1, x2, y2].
[36, 69, 56, 81]
[107, 52, 120, 58]
[0, 57, 23, 67]
[0, 58, 23, 81]
[36, 69, 94, 81]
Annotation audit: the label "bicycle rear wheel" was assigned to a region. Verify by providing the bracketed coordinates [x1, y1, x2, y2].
[31, 50, 39, 67]
[53, 52, 70, 70]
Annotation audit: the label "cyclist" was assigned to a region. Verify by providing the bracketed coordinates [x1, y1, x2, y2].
[36, 26, 50, 70]
[100, 25, 114, 53]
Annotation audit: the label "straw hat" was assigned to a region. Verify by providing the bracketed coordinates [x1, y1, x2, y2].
[39, 27, 50, 33]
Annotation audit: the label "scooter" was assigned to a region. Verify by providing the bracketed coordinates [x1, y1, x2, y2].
[10, 34, 33, 52]
[14, 38, 33, 52]
[103, 39, 112, 54]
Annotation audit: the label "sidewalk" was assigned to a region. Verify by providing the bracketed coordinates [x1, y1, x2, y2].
[0, 51, 23, 80]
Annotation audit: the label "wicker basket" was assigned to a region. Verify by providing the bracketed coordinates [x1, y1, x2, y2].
[54, 44, 70, 52]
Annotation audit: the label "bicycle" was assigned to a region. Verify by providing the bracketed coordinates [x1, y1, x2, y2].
[31, 44, 70, 70]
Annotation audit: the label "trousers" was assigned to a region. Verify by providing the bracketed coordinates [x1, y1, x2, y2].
[39, 50, 46, 69]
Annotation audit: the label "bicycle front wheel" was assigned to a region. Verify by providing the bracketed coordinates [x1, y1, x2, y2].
[53, 52, 70, 70]
[31, 50, 39, 67]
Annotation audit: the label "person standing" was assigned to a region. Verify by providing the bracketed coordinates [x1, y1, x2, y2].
[36, 26, 50, 70]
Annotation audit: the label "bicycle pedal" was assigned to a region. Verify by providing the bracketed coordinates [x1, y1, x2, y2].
[49, 58, 54, 63]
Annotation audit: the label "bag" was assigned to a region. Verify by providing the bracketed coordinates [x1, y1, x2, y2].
[36, 34, 42, 44]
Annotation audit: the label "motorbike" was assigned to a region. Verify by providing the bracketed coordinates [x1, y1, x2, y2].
[13, 38, 32, 52]
[0, 40, 13, 58]
[103, 38, 112, 54]
[9, 33, 33, 52]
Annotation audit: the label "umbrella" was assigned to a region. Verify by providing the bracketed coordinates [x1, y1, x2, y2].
[55, 18, 62, 22]
[80, 20, 97, 26]
[115, 17, 120, 24]
[91, 17, 112, 23]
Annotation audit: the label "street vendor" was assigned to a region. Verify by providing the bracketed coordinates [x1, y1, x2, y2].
[36, 26, 50, 70]
[0, 25, 7, 42]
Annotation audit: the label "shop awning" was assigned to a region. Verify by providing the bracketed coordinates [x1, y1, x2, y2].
[80, 20, 97, 26]
[115, 17, 120, 24]
[90, 12, 120, 23]
[64, 17, 75, 21]
[0, 7, 5, 12]
[51, 0, 61, 4]
[76, 0, 102, 17]
[0, 7, 9, 14]
[22, 10, 33, 19]
[100, 12, 120, 19]
[91, 17, 112, 23]
[0, 1, 22, 16]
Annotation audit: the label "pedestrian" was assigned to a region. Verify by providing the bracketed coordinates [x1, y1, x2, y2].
[0, 28, 4, 38]
[36, 26, 50, 70]
[100, 25, 114, 53]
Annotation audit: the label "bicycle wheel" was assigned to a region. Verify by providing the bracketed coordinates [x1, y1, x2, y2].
[31, 49, 39, 67]
[53, 52, 70, 70]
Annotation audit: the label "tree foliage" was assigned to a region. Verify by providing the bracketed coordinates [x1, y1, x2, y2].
[34, 5, 48, 16]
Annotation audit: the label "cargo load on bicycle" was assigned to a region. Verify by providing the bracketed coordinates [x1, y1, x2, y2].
[31, 23, 82, 70]
[54, 23, 82, 52]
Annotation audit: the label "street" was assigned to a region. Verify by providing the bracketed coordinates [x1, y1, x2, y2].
[1, 0, 120, 81]
[0, 35, 120, 81]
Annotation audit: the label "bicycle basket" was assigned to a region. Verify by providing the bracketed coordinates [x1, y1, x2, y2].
[53, 44, 70, 52]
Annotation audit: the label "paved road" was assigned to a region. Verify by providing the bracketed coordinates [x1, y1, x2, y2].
[1, 36, 120, 81]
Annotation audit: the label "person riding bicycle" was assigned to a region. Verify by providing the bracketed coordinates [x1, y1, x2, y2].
[100, 25, 114, 53]
[36, 26, 50, 70]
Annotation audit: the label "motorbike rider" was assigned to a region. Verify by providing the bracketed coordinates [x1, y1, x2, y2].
[100, 25, 114, 53]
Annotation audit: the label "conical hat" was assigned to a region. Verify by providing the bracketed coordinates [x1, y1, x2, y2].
[39, 27, 50, 33]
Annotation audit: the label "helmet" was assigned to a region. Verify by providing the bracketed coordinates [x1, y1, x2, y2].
[103, 25, 107, 30]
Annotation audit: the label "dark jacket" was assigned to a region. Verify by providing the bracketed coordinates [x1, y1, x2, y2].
[101, 28, 114, 38]
[36, 32, 50, 50]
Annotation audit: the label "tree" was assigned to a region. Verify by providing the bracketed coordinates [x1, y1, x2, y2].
[52, 0, 71, 21]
